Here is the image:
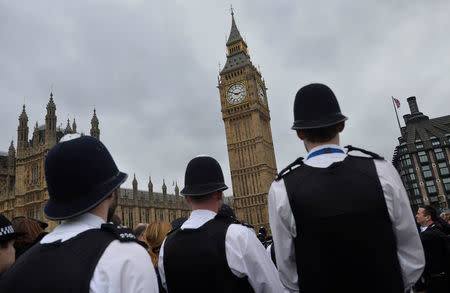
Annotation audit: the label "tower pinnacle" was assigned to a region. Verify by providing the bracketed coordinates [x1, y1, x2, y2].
[90, 108, 100, 139]
[162, 179, 167, 195]
[45, 91, 57, 146]
[226, 8, 244, 46]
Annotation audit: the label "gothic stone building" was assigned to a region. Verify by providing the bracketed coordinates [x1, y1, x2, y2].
[0, 93, 193, 230]
[218, 12, 278, 230]
[392, 96, 450, 213]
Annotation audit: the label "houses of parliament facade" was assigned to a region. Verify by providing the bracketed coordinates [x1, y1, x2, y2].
[0, 94, 192, 230]
[0, 12, 276, 231]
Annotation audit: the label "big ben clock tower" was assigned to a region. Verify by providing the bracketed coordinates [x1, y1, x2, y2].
[218, 10, 277, 230]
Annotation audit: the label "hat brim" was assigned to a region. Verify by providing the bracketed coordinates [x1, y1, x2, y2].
[44, 171, 128, 220]
[291, 114, 348, 130]
[180, 183, 228, 197]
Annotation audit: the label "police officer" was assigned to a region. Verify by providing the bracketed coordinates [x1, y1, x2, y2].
[268, 83, 425, 292]
[158, 155, 284, 292]
[0, 135, 158, 292]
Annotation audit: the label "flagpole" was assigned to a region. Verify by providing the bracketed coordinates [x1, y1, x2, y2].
[391, 96, 402, 135]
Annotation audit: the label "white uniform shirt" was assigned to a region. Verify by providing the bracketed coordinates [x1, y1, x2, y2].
[158, 209, 286, 293]
[41, 213, 158, 293]
[268, 144, 425, 292]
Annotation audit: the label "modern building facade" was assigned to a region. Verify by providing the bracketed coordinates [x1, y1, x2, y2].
[0, 93, 194, 230]
[392, 96, 450, 212]
[217, 11, 278, 230]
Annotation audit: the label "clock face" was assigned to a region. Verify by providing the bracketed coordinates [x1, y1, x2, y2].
[258, 85, 265, 104]
[227, 83, 246, 104]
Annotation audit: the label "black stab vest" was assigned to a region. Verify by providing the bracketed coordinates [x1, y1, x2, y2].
[0, 224, 138, 293]
[163, 216, 254, 293]
[283, 155, 404, 293]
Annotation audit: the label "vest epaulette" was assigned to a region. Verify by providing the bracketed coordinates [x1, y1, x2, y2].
[344, 145, 384, 160]
[275, 157, 304, 181]
[215, 214, 254, 229]
[101, 223, 137, 242]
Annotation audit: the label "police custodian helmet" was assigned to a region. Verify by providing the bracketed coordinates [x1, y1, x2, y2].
[44, 135, 128, 220]
[180, 156, 228, 197]
[292, 83, 347, 130]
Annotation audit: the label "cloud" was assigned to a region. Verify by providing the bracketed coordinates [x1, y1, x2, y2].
[1, 0, 449, 195]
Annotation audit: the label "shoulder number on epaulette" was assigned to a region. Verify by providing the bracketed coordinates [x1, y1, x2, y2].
[101, 223, 137, 242]
[344, 145, 384, 160]
[229, 216, 254, 229]
[216, 214, 255, 229]
[275, 157, 304, 181]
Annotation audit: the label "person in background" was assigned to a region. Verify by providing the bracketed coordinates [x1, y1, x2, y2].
[170, 217, 187, 231]
[435, 211, 450, 235]
[0, 214, 23, 276]
[146, 221, 172, 293]
[11, 217, 47, 259]
[269, 83, 425, 292]
[134, 223, 149, 249]
[415, 206, 449, 292]
[110, 214, 122, 226]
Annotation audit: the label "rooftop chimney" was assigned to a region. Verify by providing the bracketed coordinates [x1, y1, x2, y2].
[407, 96, 419, 114]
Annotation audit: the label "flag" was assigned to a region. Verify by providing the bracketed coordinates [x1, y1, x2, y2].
[393, 97, 400, 108]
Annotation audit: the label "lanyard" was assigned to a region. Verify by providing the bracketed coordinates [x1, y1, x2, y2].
[307, 147, 345, 160]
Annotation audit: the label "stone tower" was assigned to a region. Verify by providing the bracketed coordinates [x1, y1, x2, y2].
[217, 11, 277, 229]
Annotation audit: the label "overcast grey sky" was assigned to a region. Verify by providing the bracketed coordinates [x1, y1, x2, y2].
[1, 1, 449, 194]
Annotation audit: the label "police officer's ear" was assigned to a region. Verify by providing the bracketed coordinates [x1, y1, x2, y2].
[337, 121, 345, 133]
[216, 191, 223, 201]
[296, 130, 306, 141]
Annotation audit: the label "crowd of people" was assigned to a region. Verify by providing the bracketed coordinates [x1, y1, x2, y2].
[0, 83, 449, 292]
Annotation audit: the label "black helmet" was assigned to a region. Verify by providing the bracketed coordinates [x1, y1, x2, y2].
[180, 155, 228, 196]
[44, 135, 128, 220]
[292, 83, 347, 130]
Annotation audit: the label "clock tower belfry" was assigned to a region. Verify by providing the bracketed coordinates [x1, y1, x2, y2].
[218, 10, 277, 230]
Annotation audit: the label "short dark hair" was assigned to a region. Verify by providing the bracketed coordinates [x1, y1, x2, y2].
[187, 192, 217, 204]
[420, 205, 438, 221]
[0, 239, 13, 248]
[299, 122, 342, 143]
[133, 225, 147, 238]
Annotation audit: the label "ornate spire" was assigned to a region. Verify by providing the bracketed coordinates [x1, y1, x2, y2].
[45, 92, 57, 146]
[8, 140, 15, 153]
[64, 118, 72, 134]
[32, 122, 39, 145]
[220, 8, 251, 75]
[7, 140, 15, 168]
[47, 92, 56, 112]
[17, 104, 29, 153]
[19, 104, 28, 121]
[175, 181, 179, 196]
[90, 108, 100, 139]
[132, 173, 138, 195]
[91, 108, 99, 124]
[72, 118, 77, 133]
[148, 175, 153, 196]
[162, 179, 167, 195]
[226, 7, 244, 46]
